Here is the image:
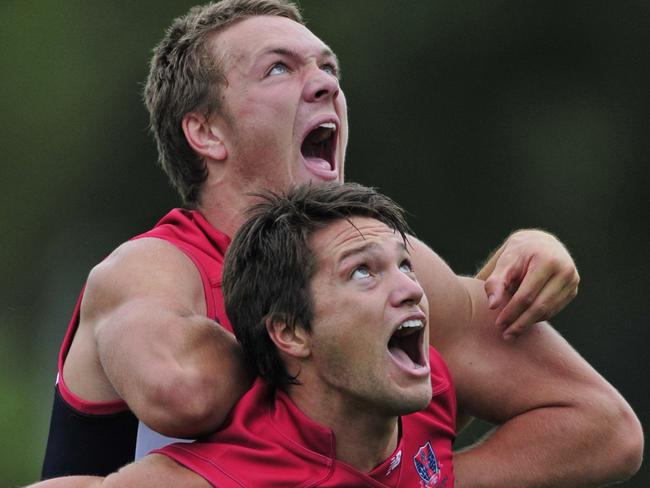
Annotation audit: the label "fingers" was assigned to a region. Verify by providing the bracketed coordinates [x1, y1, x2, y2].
[484, 279, 506, 309]
[484, 253, 525, 309]
[483, 229, 580, 340]
[499, 270, 579, 340]
[494, 259, 552, 329]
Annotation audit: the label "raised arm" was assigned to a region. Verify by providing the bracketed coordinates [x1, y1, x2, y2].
[410, 238, 643, 488]
[476, 229, 580, 339]
[62, 238, 252, 437]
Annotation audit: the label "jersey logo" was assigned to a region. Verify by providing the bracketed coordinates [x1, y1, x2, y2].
[385, 449, 402, 476]
[413, 441, 441, 487]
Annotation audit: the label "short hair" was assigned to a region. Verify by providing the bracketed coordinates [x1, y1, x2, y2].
[143, 0, 303, 206]
[222, 182, 414, 389]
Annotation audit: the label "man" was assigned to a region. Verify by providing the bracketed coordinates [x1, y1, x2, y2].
[41, 1, 643, 486]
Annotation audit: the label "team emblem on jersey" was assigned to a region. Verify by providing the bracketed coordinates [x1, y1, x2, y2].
[413, 441, 441, 487]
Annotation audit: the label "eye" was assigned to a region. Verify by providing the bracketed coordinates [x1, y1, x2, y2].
[267, 62, 288, 76]
[399, 260, 414, 274]
[351, 265, 371, 280]
[321, 63, 338, 77]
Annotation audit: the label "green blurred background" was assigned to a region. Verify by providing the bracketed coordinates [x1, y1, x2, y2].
[1, 0, 647, 486]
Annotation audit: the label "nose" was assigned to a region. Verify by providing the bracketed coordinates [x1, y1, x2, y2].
[302, 65, 340, 103]
[389, 268, 424, 308]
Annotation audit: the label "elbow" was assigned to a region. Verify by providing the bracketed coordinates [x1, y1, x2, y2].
[161, 388, 224, 438]
[588, 390, 645, 484]
[142, 369, 235, 438]
[135, 342, 253, 438]
[607, 402, 644, 482]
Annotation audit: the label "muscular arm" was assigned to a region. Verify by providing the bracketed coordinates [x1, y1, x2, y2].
[63, 238, 253, 437]
[27, 454, 210, 488]
[410, 238, 643, 488]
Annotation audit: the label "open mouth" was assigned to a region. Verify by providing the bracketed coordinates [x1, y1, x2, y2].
[301, 122, 337, 173]
[388, 319, 427, 372]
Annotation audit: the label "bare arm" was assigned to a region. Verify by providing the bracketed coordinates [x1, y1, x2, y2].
[410, 238, 644, 488]
[63, 238, 253, 437]
[27, 454, 210, 488]
[476, 229, 580, 339]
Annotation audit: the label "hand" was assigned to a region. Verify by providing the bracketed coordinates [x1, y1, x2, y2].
[479, 230, 579, 339]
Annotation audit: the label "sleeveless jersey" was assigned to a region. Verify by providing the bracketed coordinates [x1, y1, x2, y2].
[41, 209, 231, 479]
[155, 346, 456, 488]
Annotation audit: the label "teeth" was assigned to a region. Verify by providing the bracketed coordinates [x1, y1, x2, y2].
[306, 123, 336, 144]
[397, 319, 423, 331]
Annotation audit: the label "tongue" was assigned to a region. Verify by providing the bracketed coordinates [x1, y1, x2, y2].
[389, 346, 417, 370]
[304, 157, 331, 170]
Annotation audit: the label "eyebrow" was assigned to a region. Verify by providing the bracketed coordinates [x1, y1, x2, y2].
[263, 47, 340, 69]
[337, 239, 408, 264]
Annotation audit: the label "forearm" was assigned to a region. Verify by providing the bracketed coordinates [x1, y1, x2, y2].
[27, 476, 103, 488]
[97, 301, 253, 437]
[454, 400, 643, 488]
[143, 319, 254, 437]
[28, 454, 204, 488]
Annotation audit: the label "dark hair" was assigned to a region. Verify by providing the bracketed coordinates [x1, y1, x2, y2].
[222, 182, 413, 388]
[143, 0, 303, 205]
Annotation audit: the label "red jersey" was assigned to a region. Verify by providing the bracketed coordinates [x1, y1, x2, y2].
[42, 209, 231, 478]
[155, 346, 456, 488]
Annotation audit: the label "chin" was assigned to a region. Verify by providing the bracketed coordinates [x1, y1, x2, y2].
[379, 386, 432, 417]
[401, 394, 433, 415]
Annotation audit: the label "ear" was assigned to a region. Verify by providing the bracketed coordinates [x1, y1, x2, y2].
[182, 111, 228, 161]
[265, 315, 311, 359]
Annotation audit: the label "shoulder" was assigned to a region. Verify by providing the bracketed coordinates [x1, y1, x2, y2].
[91, 237, 202, 289]
[82, 237, 206, 320]
[408, 237, 474, 345]
[93, 237, 199, 277]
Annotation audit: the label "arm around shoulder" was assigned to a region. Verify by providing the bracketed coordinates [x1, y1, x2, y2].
[450, 277, 643, 487]
[408, 237, 643, 487]
[76, 238, 253, 437]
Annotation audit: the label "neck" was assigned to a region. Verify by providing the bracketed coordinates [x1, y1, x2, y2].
[196, 180, 254, 238]
[287, 383, 399, 472]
